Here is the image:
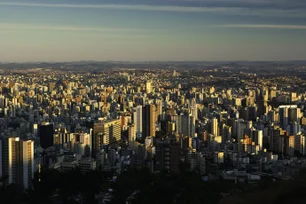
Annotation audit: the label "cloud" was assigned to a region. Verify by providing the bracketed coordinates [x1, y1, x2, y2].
[167, 0, 306, 9]
[0, 2, 227, 12]
[216, 24, 306, 30]
[0, 2, 305, 17]
[0, 22, 144, 32]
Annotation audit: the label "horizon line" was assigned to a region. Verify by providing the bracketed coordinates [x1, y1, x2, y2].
[1, 60, 305, 64]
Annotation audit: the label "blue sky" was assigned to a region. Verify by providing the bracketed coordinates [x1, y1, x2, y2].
[0, 0, 305, 62]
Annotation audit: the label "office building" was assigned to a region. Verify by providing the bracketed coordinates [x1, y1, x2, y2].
[38, 122, 54, 149]
[142, 104, 156, 137]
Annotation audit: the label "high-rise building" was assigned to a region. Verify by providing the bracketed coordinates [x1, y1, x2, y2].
[188, 115, 195, 137]
[53, 127, 70, 149]
[295, 134, 306, 155]
[155, 100, 163, 121]
[70, 132, 92, 157]
[1, 137, 34, 189]
[146, 81, 152, 94]
[211, 118, 218, 136]
[102, 119, 122, 145]
[177, 113, 188, 136]
[191, 98, 198, 120]
[214, 151, 224, 164]
[288, 107, 299, 124]
[155, 139, 181, 174]
[176, 113, 195, 137]
[236, 120, 252, 152]
[93, 121, 104, 155]
[221, 124, 231, 143]
[270, 127, 286, 154]
[142, 104, 156, 137]
[279, 106, 290, 129]
[93, 119, 121, 155]
[38, 122, 54, 149]
[128, 124, 136, 145]
[133, 105, 143, 138]
[255, 130, 263, 151]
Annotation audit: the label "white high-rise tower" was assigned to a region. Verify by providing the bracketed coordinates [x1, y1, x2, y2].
[133, 105, 143, 138]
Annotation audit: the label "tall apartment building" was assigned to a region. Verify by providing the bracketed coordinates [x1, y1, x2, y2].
[133, 105, 143, 138]
[128, 124, 136, 145]
[1, 137, 34, 189]
[103, 119, 122, 145]
[211, 118, 218, 136]
[176, 113, 195, 137]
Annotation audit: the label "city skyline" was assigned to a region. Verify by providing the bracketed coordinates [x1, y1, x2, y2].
[0, 60, 306, 203]
[0, 0, 306, 62]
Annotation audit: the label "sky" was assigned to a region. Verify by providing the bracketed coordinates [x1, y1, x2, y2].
[0, 0, 306, 62]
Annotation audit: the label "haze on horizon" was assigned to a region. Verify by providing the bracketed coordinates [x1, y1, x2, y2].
[0, 0, 306, 62]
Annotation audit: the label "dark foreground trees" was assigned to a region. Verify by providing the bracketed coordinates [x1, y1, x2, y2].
[0, 168, 112, 204]
[2, 167, 306, 204]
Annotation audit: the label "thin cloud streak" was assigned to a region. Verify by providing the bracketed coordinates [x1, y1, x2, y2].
[216, 24, 306, 30]
[0, 2, 305, 17]
[0, 2, 229, 12]
[171, 0, 306, 9]
[0, 23, 144, 32]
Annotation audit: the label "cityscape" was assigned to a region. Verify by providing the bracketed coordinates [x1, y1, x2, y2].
[1, 0, 306, 204]
[1, 62, 306, 203]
